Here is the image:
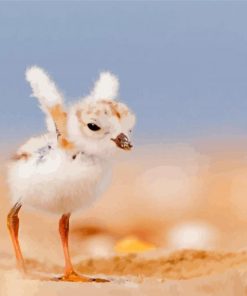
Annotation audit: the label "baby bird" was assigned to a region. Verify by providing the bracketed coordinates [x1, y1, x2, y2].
[7, 66, 135, 282]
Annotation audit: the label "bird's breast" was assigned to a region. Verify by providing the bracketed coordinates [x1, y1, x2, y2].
[8, 145, 112, 214]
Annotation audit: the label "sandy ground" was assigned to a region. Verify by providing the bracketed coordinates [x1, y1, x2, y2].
[2, 141, 247, 295]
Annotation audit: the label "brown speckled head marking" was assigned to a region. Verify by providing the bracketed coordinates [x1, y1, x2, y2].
[101, 100, 121, 119]
[121, 109, 129, 117]
[76, 109, 81, 120]
[76, 109, 86, 126]
[12, 152, 31, 161]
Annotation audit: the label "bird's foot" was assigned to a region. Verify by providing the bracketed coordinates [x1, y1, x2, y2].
[54, 270, 109, 283]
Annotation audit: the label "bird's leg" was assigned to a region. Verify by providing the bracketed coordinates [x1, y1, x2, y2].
[56, 213, 109, 282]
[59, 213, 74, 276]
[7, 202, 26, 273]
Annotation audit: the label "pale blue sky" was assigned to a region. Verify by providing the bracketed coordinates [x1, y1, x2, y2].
[1, 2, 247, 144]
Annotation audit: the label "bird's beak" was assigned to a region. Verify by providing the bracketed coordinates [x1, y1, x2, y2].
[111, 133, 133, 151]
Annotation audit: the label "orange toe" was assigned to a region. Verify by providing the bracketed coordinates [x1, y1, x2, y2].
[53, 271, 109, 283]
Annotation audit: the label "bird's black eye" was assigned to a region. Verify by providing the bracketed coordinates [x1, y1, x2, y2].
[87, 123, 101, 131]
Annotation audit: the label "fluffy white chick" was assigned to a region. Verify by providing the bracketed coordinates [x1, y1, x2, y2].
[7, 66, 135, 282]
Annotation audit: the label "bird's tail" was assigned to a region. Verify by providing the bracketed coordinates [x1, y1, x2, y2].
[26, 66, 72, 148]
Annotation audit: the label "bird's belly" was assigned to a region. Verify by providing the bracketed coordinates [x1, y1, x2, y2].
[7, 150, 111, 214]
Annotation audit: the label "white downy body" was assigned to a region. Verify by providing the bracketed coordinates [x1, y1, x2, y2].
[8, 134, 112, 214]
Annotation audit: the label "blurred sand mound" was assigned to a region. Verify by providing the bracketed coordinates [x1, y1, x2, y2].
[3, 248, 247, 281]
[76, 249, 247, 280]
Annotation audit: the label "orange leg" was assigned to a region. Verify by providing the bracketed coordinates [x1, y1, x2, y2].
[59, 213, 74, 276]
[7, 202, 26, 273]
[57, 213, 109, 282]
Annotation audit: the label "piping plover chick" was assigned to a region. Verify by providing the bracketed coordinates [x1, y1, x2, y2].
[7, 66, 135, 282]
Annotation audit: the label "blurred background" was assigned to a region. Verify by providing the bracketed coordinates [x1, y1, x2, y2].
[2, 1, 247, 262]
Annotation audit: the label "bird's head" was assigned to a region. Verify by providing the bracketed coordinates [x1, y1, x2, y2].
[67, 72, 136, 157]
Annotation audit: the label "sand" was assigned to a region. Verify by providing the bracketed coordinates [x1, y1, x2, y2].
[1, 250, 247, 296]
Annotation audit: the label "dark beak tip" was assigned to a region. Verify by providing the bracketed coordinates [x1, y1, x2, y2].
[111, 134, 133, 151]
